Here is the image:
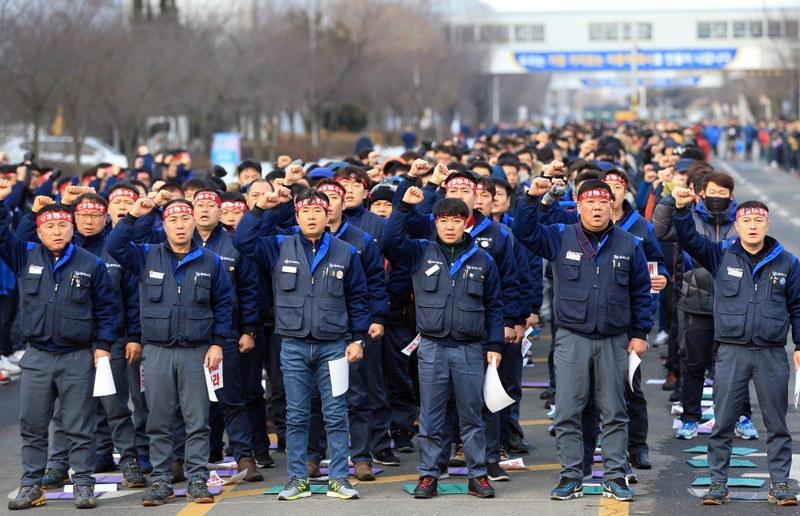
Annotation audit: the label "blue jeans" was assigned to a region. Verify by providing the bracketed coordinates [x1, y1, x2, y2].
[281, 337, 349, 480]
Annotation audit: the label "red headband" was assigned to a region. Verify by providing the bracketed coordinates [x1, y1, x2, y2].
[446, 176, 477, 191]
[476, 182, 489, 192]
[318, 183, 345, 199]
[578, 188, 614, 204]
[109, 188, 139, 202]
[603, 173, 628, 189]
[74, 201, 108, 215]
[194, 191, 222, 206]
[37, 210, 72, 227]
[221, 200, 247, 212]
[736, 207, 768, 220]
[295, 196, 329, 213]
[163, 204, 193, 219]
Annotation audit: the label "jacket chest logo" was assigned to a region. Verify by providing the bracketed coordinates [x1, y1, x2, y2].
[726, 266, 743, 278]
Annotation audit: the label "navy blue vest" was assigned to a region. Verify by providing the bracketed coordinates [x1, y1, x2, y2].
[19, 243, 102, 348]
[139, 245, 220, 347]
[273, 233, 357, 341]
[552, 224, 637, 336]
[714, 241, 794, 346]
[198, 228, 241, 334]
[411, 241, 491, 341]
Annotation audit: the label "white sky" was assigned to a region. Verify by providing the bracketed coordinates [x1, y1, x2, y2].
[481, 0, 800, 12]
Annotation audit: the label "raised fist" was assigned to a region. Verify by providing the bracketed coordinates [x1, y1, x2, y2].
[408, 159, 431, 178]
[672, 186, 695, 209]
[528, 176, 553, 197]
[32, 195, 55, 213]
[402, 186, 424, 205]
[129, 197, 156, 218]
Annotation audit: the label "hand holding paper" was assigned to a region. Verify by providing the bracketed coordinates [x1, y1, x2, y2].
[93, 355, 117, 397]
[204, 361, 224, 402]
[794, 368, 800, 410]
[484, 356, 514, 413]
[329, 356, 349, 397]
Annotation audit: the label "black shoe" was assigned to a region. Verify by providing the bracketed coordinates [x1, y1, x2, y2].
[255, 450, 275, 468]
[94, 453, 116, 473]
[171, 460, 186, 483]
[468, 475, 495, 498]
[393, 431, 415, 453]
[209, 449, 224, 464]
[186, 475, 214, 503]
[486, 461, 510, 482]
[413, 475, 438, 499]
[669, 389, 683, 403]
[701, 482, 729, 505]
[629, 452, 651, 470]
[73, 485, 96, 509]
[8, 485, 45, 510]
[42, 467, 70, 489]
[539, 387, 555, 400]
[623, 461, 638, 484]
[142, 480, 175, 506]
[138, 454, 153, 474]
[373, 448, 401, 466]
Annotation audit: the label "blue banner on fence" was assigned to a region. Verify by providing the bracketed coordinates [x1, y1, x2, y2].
[514, 48, 738, 72]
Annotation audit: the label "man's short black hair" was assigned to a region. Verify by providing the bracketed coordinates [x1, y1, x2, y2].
[444, 171, 478, 188]
[433, 198, 469, 219]
[182, 178, 210, 192]
[74, 192, 108, 208]
[601, 169, 630, 186]
[577, 179, 613, 198]
[220, 191, 246, 205]
[295, 187, 330, 206]
[237, 159, 262, 175]
[493, 178, 512, 197]
[475, 176, 496, 196]
[163, 199, 193, 211]
[39, 203, 73, 218]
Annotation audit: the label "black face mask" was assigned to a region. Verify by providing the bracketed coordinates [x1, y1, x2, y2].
[704, 196, 731, 213]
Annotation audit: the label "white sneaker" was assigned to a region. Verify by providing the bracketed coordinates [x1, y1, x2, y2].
[8, 349, 25, 364]
[653, 331, 669, 346]
[0, 355, 21, 374]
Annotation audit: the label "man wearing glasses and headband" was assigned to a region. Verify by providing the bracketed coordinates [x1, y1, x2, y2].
[672, 191, 800, 507]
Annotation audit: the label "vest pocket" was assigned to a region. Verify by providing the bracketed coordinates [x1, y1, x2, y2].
[722, 278, 740, 296]
[184, 307, 214, 342]
[141, 306, 172, 342]
[318, 297, 347, 333]
[193, 276, 211, 304]
[68, 277, 91, 304]
[613, 261, 630, 286]
[456, 297, 485, 336]
[278, 271, 297, 291]
[60, 305, 93, 343]
[144, 276, 164, 302]
[556, 288, 589, 324]
[24, 276, 41, 295]
[324, 274, 344, 297]
[606, 292, 632, 329]
[416, 296, 446, 334]
[760, 304, 789, 342]
[465, 277, 484, 297]
[562, 262, 580, 280]
[20, 300, 48, 339]
[275, 294, 304, 330]
[716, 302, 747, 338]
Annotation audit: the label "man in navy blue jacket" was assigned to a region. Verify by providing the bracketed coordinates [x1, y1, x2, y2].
[107, 197, 233, 507]
[234, 188, 370, 502]
[672, 193, 800, 507]
[513, 178, 653, 503]
[386, 188, 503, 500]
[0, 180, 118, 510]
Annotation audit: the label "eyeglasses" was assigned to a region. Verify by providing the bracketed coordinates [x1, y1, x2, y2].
[75, 212, 106, 220]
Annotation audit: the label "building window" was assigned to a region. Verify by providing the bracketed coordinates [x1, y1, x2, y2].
[514, 24, 544, 42]
[637, 23, 652, 40]
[605, 23, 618, 40]
[750, 21, 763, 38]
[768, 20, 782, 38]
[496, 25, 510, 43]
[589, 23, 603, 41]
[712, 21, 727, 38]
[455, 25, 475, 43]
[732, 21, 746, 38]
[786, 20, 798, 38]
[697, 22, 711, 39]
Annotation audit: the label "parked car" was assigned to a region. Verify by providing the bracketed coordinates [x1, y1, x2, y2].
[0, 136, 128, 169]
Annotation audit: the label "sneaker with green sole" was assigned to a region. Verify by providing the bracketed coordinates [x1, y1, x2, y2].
[277, 477, 311, 501]
[327, 478, 359, 500]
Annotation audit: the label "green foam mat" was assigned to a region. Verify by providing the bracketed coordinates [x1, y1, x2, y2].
[692, 478, 764, 487]
[264, 485, 328, 495]
[402, 483, 469, 495]
[683, 446, 758, 456]
[686, 459, 757, 468]
[582, 485, 604, 495]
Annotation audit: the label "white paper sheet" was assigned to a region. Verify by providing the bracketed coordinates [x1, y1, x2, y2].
[647, 261, 659, 294]
[484, 356, 514, 413]
[329, 356, 349, 397]
[93, 356, 117, 397]
[204, 362, 223, 402]
[794, 369, 800, 409]
[401, 334, 421, 356]
[520, 333, 533, 357]
[628, 351, 641, 391]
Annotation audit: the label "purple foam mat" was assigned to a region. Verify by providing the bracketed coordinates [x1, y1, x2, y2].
[591, 470, 604, 479]
[94, 475, 123, 483]
[173, 486, 223, 497]
[521, 381, 550, 388]
[319, 467, 383, 475]
[45, 492, 105, 500]
[448, 467, 469, 475]
[212, 469, 238, 477]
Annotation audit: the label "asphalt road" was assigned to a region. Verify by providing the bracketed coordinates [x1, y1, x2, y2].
[0, 157, 798, 515]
